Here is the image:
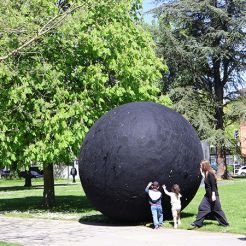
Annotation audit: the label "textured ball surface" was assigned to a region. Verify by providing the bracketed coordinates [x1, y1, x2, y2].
[79, 102, 203, 221]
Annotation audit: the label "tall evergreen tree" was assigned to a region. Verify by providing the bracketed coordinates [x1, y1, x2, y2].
[155, 0, 246, 178]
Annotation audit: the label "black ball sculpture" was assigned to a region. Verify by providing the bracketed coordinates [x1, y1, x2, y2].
[79, 102, 203, 222]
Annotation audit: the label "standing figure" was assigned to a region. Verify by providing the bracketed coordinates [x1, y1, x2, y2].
[191, 160, 229, 228]
[70, 166, 77, 183]
[145, 181, 163, 229]
[163, 184, 182, 229]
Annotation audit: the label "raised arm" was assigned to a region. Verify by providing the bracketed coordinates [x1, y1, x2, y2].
[162, 185, 172, 196]
[145, 182, 152, 193]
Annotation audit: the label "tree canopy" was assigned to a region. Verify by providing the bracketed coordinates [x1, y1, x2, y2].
[0, 0, 166, 168]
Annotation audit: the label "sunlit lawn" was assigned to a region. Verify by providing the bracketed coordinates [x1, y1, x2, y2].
[0, 242, 21, 246]
[179, 178, 246, 234]
[0, 178, 100, 221]
[0, 178, 245, 234]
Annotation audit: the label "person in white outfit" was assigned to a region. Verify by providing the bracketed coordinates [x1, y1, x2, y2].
[162, 184, 182, 229]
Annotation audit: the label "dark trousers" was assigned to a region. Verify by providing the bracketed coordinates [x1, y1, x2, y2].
[193, 196, 229, 227]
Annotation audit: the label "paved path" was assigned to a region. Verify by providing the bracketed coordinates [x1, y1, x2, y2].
[0, 216, 245, 246]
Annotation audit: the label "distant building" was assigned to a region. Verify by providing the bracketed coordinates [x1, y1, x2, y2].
[53, 159, 79, 181]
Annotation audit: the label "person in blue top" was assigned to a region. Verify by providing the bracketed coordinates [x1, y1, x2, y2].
[145, 181, 163, 229]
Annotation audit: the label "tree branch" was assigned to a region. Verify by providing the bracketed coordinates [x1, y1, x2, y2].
[0, 3, 86, 63]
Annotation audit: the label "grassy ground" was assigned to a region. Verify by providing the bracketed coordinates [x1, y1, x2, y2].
[0, 179, 99, 221]
[0, 242, 21, 246]
[0, 178, 245, 234]
[179, 178, 246, 234]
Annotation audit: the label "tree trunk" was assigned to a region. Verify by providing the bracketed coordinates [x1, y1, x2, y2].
[214, 72, 227, 179]
[24, 169, 32, 187]
[216, 146, 226, 179]
[42, 163, 55, 208]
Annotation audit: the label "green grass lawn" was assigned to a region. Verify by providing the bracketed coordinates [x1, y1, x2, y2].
[0, 178, 245, 234]
[0, 242, 21, 246]
[0, 179, 99, 221]
[179, 178, 246, 234]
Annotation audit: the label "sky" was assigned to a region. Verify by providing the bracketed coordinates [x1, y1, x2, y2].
[143, 0, 154, 11]
[142, 0, 156, 23]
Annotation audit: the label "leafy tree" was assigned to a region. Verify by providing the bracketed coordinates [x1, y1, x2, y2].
[154, 0, 246, 178]
[0, 0, 166, 207]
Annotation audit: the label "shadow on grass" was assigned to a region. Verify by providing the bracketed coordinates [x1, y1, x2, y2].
[0, 185, 43, 192]
[0, 183, 76, 192]
[181, 212, 195, 219]
[0, 195, 94, 213]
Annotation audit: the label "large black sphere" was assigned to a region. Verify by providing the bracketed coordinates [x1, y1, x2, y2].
[79, 102, 203, 222]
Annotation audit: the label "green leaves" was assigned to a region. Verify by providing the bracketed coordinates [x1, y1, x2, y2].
[0, 0, 166, 168]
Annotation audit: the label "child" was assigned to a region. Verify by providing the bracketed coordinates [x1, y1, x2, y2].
[145, 181, 163, 229]
[162, 184, 182, 229]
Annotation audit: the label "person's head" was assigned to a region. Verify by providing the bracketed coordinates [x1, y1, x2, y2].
[151, 181, 159, 190]
[200, 160, 212, 172]
[171, 184, 180, 195]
